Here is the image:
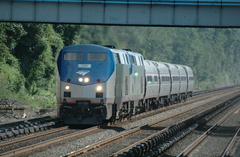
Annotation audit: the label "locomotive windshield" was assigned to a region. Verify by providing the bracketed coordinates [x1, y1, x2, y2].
[64, 52, 84, 60]
[63, 52, 107, 61]
[87, 53, 107, 61]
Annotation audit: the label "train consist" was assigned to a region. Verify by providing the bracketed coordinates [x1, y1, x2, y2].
[56, 44, 194, 125]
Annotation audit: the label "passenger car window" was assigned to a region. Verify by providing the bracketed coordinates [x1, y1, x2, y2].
[162, 76, 170, 82]
[189, 76, 194, 81]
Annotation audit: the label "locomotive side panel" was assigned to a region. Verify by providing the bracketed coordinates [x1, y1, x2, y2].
[114, 64, 130, 114]
[130, 65, 145, 100]
[127, 53, 145, 114]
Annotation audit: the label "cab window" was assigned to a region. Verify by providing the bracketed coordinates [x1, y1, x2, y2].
[87, 53, 107, 61]
[64, 52, 84, 60]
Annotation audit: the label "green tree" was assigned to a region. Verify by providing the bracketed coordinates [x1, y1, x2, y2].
[14, 24, 63, 95]
[0, 23, 26, 94]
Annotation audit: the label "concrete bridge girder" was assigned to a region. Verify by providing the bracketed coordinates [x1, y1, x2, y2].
[0, 1, 240, 27]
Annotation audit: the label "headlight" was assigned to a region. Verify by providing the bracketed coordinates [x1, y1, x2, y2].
[78, 77, 83, 82]
[96, 85, 103, 91]
[65, 85, 70, 90]
[84, 77, 90, 83]
[78, 77, 90, 83]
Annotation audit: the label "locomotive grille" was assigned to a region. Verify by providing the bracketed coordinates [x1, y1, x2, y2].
[76, 101, 91, 114]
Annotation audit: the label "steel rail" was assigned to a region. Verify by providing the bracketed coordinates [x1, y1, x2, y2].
[220, 128, 240, 157]
[176, 104, 240, 157]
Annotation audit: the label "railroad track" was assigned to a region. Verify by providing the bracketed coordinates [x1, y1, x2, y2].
[177, 104, 240, 157]
[0, 86, 239, 157]
[66, 104, 214, 157]
[64, 88, 240, 157]
[116, 94, 240, 157]
[192, 85, 237, 96]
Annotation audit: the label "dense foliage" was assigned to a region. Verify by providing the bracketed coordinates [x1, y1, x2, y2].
[0, 23, 239, 108]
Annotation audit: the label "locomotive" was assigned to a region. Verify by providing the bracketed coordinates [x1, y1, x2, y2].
[56, 44, 194, 125]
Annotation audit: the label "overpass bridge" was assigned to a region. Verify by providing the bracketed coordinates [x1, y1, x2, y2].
[0, 0, 240, 27]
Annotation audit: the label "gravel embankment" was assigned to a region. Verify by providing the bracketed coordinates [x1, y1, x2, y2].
[0, 98, 58, 125]
[0, 108, 57, 125]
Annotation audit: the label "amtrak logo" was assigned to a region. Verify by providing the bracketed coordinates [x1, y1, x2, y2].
[76, 70, 90, 76]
